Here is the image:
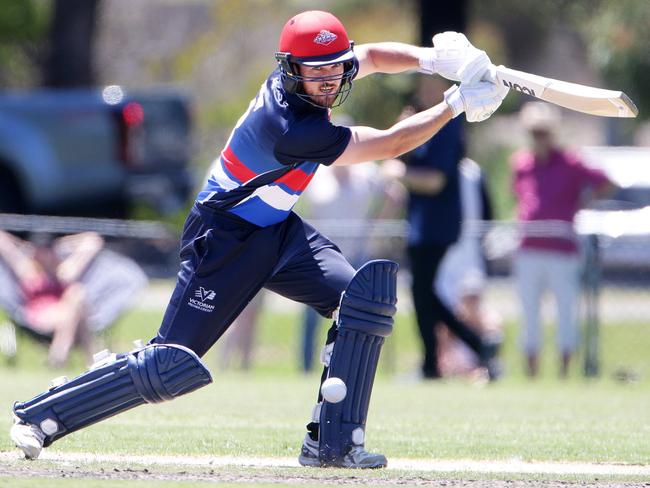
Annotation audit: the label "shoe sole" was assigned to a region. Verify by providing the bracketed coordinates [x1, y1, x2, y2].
[299, 454, 387, 469]
[298, 454, 322, 467]
[338, 459, 387, 469]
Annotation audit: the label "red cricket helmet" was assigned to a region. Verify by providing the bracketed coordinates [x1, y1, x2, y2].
[275, 10, 358, 107]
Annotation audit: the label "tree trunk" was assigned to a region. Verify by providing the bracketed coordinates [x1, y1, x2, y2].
[45, 0, 100, 88]
[418, 0, 467, 45]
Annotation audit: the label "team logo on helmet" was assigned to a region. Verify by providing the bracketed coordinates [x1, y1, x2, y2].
[314, 29, 337, 46]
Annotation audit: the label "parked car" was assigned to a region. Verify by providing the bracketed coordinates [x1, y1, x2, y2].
[0, 85, 195, 217]
[484, 146, 650, 278]
[576, 146, 650, 276]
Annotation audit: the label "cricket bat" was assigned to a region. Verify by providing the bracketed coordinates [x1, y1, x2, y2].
[494, 65, 638, 118]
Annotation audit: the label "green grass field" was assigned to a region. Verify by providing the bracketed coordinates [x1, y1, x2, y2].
[1, 289, 649, 487]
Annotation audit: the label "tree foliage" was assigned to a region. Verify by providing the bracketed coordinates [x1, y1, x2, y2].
[471, 0, 648, 120]
[581, 1, 650, 119]
[0, 0, 49, 87]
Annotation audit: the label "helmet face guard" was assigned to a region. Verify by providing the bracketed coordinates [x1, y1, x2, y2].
[275, 48, 357, 108]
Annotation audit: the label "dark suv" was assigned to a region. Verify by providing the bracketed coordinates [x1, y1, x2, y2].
[0, 85, 195, 217]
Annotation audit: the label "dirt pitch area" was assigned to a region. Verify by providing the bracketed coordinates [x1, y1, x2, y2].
[1, 451, 649, 487]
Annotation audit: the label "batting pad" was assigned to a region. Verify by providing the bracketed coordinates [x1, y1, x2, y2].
[319, 260, 398, 463]
[13, 344, 212, 447]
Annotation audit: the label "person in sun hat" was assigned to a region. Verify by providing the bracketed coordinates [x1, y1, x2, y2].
[512, 102, 615, 378]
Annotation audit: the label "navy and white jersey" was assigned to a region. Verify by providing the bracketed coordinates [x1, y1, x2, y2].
[197, 69, 352, 227]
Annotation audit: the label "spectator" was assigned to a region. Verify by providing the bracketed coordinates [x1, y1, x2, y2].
[0, 230, 147, 367]
[435, 158, 503, 381]
[435, 158, 490, 311]
[511, 102, 615, 378]
[383, 77, 500, 380]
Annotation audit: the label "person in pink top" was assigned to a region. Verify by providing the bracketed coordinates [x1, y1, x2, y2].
[511, 102, 615, 378]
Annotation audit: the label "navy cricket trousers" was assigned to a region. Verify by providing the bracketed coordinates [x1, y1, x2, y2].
[153, 203, 356, 357]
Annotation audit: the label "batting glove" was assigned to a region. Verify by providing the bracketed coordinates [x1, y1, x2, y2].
[444, 75, 509, 123]
[418, 32, 491, 84]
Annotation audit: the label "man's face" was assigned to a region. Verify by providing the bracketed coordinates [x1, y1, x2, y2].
[298, 63, 344, 108]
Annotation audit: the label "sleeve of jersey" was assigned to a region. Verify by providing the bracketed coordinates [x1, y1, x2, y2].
[273, 116, 352, 166]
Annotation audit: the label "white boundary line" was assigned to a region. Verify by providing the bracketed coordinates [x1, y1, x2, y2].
[1, 451, 649, 477]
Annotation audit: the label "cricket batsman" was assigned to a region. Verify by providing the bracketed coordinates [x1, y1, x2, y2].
[11, 10, 507, 468]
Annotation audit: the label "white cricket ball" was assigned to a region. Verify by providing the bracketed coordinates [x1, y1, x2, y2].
[321, 377, 347, 403]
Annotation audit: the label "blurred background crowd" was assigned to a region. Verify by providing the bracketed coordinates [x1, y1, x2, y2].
[0, 0, 649, 383]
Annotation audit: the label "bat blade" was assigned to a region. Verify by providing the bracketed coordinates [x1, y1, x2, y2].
[495, 65, 638, 118]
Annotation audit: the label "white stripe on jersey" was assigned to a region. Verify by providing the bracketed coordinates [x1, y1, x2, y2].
[234, 184, 300, 212]
[208, 157, 239, 191]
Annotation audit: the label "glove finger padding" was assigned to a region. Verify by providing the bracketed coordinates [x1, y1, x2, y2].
[443, 85, 464, 118]
[456, 50, 491, 84]
[444, 80, 509, 123]
[427, 31, 492, 84]
[432, 32, 470, 56]
[481, 63, 499, 84]
[463, 80, 509, 123]
[418, 32, 467, 78]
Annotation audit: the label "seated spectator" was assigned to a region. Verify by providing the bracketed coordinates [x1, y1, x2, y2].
[0, 230, 147, 367]
[435, 158, 503, 381]
[436, 271, 503, 382]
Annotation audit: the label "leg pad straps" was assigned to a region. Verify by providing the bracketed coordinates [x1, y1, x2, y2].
[13, 344, 212, 447]
[319, 260, 398, 462]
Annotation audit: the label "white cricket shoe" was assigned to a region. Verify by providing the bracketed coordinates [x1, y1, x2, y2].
[298, 434, 387, 469]
[10, 418, 45, 460]
[298, 434, 322, 467]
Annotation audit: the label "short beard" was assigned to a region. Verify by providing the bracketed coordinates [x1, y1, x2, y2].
[310, 86, 339, 107]
[311, 94, 338, 107]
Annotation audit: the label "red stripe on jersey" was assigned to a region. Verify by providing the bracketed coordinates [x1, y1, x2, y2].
[276, 168, 316, 192]
[222, 145, 257, 183]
